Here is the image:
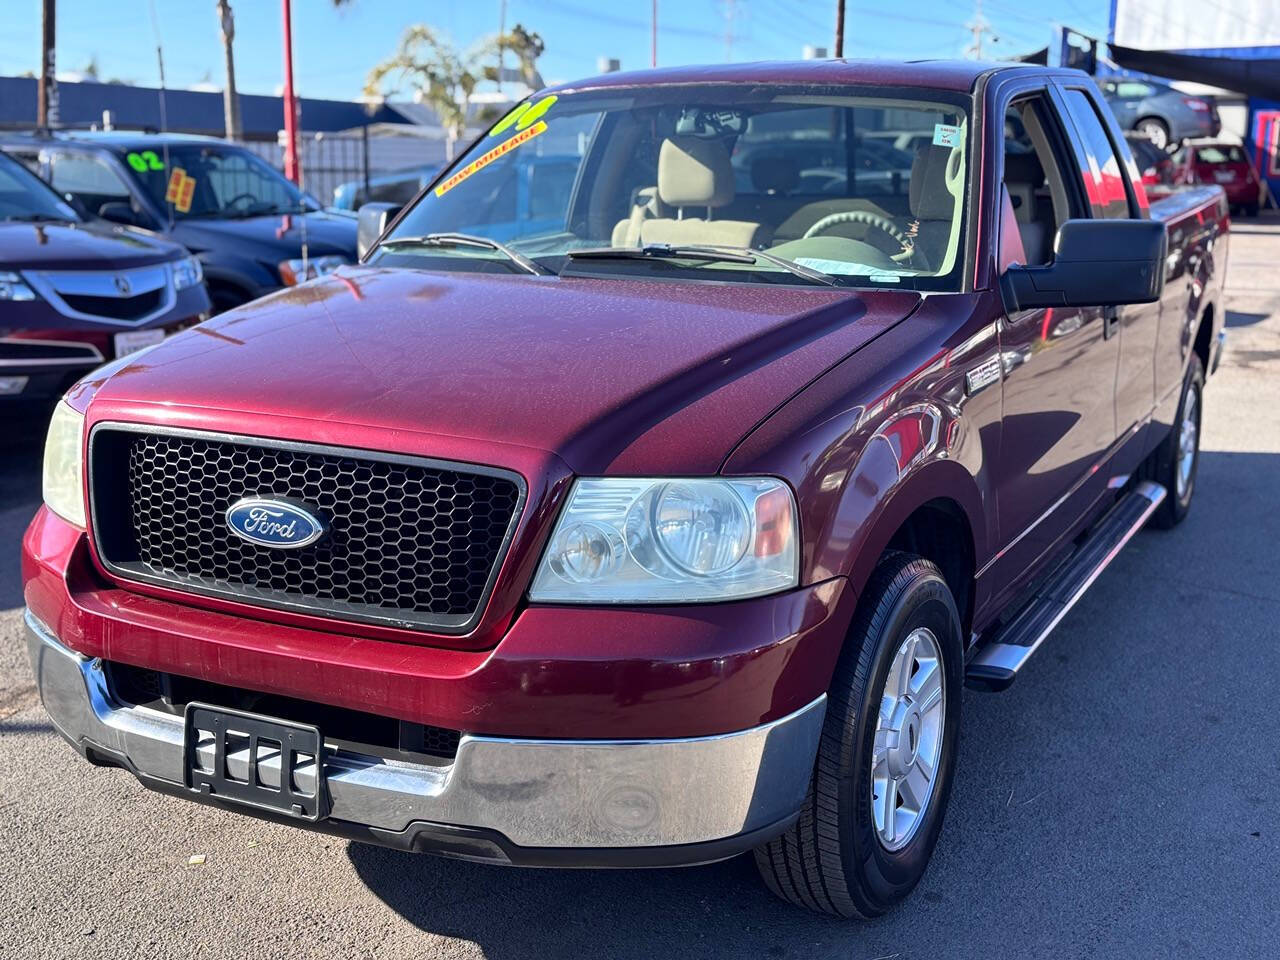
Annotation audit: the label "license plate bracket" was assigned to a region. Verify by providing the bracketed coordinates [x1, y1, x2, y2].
[114, 328, 165, 357]
[183, 703, 328, 821]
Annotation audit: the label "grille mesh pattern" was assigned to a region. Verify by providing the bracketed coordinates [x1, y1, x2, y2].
[107, 432, 521, 629]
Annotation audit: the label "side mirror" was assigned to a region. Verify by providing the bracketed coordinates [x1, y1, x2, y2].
[357, 202, 403, 259]
[1001, 218, 1167, 312]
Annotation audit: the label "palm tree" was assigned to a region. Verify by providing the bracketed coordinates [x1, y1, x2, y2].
[364, 23, 545, 161]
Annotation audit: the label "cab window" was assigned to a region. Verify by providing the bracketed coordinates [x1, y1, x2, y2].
[1003, 95, 1077, 266]
[1061, 89, 1132, 220]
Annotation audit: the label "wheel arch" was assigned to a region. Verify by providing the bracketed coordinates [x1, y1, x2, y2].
[1193, 301, 1215, 374]
[837, 457, 984, 639]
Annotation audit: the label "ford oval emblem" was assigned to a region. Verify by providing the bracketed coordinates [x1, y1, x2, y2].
[225, 497, 327, 549]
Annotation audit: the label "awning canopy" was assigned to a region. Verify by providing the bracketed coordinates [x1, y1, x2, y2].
[1109, 44, 1280, 100]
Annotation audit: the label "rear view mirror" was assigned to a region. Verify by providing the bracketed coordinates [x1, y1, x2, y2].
[357, 202, 403, 259]
[1001, 218, 1166, 312]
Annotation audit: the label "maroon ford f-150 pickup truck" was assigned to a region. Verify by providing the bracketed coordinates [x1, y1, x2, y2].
[24, 61, 1227, 918]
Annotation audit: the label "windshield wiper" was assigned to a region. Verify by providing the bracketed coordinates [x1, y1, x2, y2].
[378, 232, 550, 276]
[565, 243, 838, 286]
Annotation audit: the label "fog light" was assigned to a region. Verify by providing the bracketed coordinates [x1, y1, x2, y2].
[0, 376, 29, 396]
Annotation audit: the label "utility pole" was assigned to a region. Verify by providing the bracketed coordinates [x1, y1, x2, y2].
[722, 0, 737, 62]
[964, 0, 993, 60]
[37, 0, 58, 129]
[215, 0, 242, 140]
[834, 0, 845, 58]
[651, 0, 657, 68]
[281, 0, 299, 184]
[497, 0, 506, 93]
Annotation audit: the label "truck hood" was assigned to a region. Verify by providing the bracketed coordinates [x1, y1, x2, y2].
[172, 210, 356, 261]
[0, 220, 184, 271]
[89, 266, 920, 475]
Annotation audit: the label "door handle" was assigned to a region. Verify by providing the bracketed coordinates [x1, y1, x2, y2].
[1103, 306, 1120, 340]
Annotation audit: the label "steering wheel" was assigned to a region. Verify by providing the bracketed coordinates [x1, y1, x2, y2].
[803, 210, 914, 262]
[223, 192, 258, 210]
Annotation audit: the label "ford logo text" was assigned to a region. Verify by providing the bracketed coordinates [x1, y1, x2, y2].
[225, 498, 327, 549]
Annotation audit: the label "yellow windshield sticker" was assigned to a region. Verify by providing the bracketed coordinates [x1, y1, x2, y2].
[488, 95, 558, 138]
[434, 120, 548, 197]
[175, 173, 196, 213]
[164, 167, 186, 204]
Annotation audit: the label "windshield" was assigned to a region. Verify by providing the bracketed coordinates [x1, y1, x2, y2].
[112, 143, 316, 219]
[0, 153, 80, 223]
[372, 84, 972, 290]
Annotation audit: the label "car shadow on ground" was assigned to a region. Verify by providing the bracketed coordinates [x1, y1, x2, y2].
[348, 449, 1280, 959]
[1225, 310, 1268, 328]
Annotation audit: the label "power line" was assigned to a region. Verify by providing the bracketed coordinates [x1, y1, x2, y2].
[534, 0, 723, 41]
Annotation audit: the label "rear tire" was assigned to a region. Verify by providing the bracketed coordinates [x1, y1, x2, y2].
[1146, 353, 1204, 528]
[1135, 117, 1170, 150]
[754, 551, 963, 918]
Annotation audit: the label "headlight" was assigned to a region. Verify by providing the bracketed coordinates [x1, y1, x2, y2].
[278, 255, 347, 286]
[529, 477, 798, 604]
[172, 256, 204, 290]
[42, 400, 87, 528]
[0, 271, 36, 301]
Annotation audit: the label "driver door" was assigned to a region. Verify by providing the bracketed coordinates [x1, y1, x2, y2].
[988, 91, 1121, 604]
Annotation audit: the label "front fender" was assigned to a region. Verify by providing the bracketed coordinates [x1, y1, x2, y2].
[724, 293, 1002, 610]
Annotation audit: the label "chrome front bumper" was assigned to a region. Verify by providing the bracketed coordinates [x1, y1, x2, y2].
[26, 610, 824, 865]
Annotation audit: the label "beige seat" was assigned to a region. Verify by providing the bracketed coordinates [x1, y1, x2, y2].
[1003, 152, 1052, 265]
[610, 186, 666, 247]
[612, 137, 767, 248]
[905, 143, 962, 268]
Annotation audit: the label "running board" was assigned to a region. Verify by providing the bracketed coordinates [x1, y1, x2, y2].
[965, 481, 1167, 692]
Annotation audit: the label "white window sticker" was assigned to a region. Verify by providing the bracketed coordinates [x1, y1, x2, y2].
[932, 123, 961, 148]
[794, 258, 908, 282]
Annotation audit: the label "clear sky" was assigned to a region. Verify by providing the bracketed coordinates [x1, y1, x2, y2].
[0, 0, 1113, 102]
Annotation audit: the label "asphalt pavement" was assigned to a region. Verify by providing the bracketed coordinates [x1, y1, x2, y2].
[2, 220, 1279, 959]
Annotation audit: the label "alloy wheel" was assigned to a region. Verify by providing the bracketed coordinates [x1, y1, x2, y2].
[1177, 382, 1199, 500]
[870, 626, 946, 852]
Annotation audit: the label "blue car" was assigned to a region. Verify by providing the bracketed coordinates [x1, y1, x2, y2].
[2, 132, 358, 312]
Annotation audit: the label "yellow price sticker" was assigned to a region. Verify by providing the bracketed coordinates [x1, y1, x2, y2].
[489, 95, 558, 138]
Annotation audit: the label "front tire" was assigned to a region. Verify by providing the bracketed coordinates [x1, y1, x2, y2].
[754, 552, 963, 918]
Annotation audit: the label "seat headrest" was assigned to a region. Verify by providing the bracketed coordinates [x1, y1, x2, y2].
[1004, 151, 1045, 186]
[909, 144, 959, 220]
[658, 136, 734, 208]
[750, 155, 800, 195]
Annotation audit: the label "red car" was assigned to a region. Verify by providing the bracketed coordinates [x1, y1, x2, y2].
[1174, 142, 1263, 215]
[1125, 133, 1175, 188]
[24, 61, 1228, 918]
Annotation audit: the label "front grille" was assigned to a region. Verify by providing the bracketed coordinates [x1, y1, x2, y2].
[62, 289, 164, 321]
[89, 426, 524, 633]
[0, 338, 103, 364]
